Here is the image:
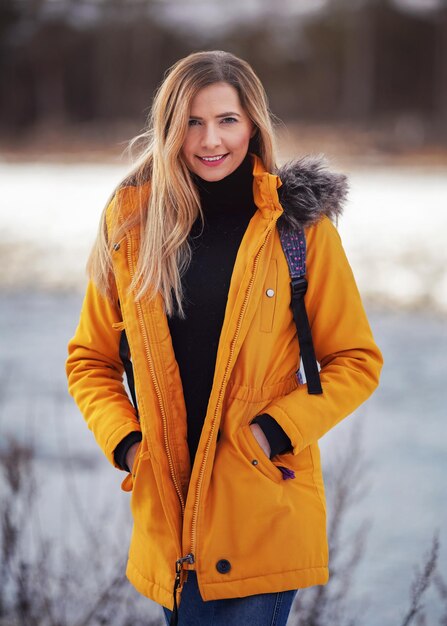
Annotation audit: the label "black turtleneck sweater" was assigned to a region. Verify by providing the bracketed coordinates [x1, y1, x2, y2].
[168, 154, 257, 463]
[114, 154, 291, 471]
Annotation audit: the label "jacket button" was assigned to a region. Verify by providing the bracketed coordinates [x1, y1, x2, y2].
[216, 559, 231, 574]
[266, 288, 275, 298]
[113, 243, 120, 251]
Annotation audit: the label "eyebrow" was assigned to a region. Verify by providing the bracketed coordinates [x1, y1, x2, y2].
[189, 112, 241, 120]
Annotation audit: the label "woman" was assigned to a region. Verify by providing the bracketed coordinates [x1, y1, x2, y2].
[66, 50, 383, 626]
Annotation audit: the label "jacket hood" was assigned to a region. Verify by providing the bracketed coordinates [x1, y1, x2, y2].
[276, 155, 348, 231]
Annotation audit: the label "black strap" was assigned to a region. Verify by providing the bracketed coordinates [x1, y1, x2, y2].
[119, 329, 139, 412]
[277, 223, 323, 395]
[290, 277, 323, 395]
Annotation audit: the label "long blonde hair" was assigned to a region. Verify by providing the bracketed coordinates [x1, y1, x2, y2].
[88, 50, 278, 317]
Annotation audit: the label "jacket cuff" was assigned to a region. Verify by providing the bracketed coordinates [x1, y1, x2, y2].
[251, 414, 292, 458]
[114, 431, 142, 472]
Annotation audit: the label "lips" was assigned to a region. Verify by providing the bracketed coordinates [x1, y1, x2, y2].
[197, 154, 229, 167]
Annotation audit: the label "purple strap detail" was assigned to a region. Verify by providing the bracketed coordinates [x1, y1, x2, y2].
[277, 466, 296, 480]
[277, 227, 306, 278]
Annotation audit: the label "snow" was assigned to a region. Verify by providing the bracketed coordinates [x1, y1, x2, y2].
[1, 161, 446, 313]
[338, 167, 447, 312]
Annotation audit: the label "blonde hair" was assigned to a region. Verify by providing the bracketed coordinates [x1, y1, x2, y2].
[88, 50, 279, 317]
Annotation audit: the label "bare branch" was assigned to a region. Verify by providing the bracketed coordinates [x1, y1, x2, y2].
[400, 531, 440, 626]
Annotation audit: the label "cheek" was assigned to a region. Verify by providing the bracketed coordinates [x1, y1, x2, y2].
[231, 129, 253, 151]
[181, 135, 195, 160]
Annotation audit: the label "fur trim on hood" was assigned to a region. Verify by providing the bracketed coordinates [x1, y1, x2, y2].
[276, 155, 348, 231]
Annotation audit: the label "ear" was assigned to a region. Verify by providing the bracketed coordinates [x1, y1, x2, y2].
[250, 124, 258, 138]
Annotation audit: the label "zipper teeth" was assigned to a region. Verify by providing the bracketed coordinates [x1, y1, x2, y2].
[126, 235, 185, 513]
[190, 222, 276, 555]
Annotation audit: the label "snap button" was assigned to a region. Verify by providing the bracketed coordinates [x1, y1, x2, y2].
[252, 459, 258, 466]
[266, 288, 275, 298]
[216, 559, 231, 574]
[113, 243, 120, 251]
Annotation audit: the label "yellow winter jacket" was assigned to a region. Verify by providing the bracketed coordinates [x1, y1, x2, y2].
[66, 153, 382, 610]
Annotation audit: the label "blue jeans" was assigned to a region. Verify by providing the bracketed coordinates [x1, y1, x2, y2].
[162, 571, 298, 626]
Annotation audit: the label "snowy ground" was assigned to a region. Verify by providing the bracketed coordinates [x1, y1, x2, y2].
[1, 161, 447, 312]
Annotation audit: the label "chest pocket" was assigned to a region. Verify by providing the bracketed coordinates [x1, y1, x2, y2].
[260, 258, 278, 333]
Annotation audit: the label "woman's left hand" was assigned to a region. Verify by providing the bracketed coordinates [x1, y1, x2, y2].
[249, 423, 271, 458]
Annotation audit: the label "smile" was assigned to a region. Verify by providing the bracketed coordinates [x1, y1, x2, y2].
[197, 154, 229, 166]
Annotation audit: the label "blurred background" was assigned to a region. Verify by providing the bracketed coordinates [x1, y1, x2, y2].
[1, 1, 446, 625]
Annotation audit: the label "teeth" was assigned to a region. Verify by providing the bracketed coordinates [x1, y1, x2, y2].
[201, 155, 225, 162]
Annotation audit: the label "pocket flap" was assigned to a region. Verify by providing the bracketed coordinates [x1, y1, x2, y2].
[112, 321, 126, 331]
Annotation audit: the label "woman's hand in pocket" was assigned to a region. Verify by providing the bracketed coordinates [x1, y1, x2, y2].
[126, 442, 141, 474]
[249, 423, 271, 459]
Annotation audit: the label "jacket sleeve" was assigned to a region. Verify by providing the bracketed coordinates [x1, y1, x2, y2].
[263, 216, 383, 455]
[66, 279, 141, 468]
[250, 413, 292, 457]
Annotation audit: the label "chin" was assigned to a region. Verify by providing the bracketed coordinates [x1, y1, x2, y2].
[197, 162, 239, 182]
[200, 170, 230, 182]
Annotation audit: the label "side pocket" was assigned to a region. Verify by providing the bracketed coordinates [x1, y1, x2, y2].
[120, 444, 148, 492]
[237, 424, 283, 484]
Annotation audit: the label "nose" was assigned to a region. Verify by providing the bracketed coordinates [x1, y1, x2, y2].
[201, 123, 221, 149]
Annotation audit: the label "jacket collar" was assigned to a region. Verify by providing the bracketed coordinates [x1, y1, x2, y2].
[251, 153, 283, 219]
[251, 152, 348, 228]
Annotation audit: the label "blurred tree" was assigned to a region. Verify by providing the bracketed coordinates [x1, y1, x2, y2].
[337, 0, 376, 121]
[0, 0, 19, 41]
[29, 19, 78, 127]
[0, 0, 446, 145]
[0, 0, 191, 136]
[374, 1, 434, 116]
[434, 1, 447, 137]
[0, 0, 25, 132]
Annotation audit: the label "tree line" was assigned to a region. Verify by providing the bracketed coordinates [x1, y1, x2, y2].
[1, 0, 446, 142]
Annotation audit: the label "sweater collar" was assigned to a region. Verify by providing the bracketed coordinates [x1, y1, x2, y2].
[192, 153, 254, 212]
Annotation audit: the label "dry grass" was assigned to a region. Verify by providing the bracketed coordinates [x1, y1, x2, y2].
[0, 439, 163, 626]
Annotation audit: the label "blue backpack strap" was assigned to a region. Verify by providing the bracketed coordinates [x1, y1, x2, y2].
[278, 224, 323, 395]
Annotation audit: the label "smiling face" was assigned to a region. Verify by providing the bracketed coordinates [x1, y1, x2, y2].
[181, 82, 256, 182]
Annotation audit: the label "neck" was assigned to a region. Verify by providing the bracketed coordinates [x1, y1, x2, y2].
[192, 153, 254, 212]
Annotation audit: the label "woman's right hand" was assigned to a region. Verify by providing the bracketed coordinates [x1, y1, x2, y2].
[126, 442, 141, 474]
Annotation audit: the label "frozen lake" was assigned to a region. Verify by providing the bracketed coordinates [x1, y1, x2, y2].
[1, 161, 447, 311]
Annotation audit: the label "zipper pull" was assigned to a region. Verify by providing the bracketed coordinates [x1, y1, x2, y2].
[170, 553, 195, 626]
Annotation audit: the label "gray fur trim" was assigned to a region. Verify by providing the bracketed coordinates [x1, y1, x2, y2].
[276, 155, 348, 230]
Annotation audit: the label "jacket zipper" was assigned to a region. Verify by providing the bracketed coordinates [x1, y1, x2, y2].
[125, 231, 188, 624]
[126, 234, 185, 514]
[189, 218, 278, 559]
[170, 553, 195, 626]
